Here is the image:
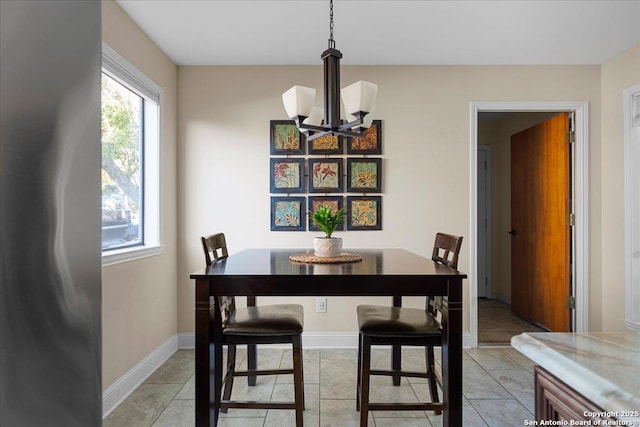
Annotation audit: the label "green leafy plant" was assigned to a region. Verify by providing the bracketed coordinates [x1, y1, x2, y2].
[311, 204, 346, 238]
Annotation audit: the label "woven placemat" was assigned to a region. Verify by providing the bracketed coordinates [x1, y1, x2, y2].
[289, 252, 363, 264]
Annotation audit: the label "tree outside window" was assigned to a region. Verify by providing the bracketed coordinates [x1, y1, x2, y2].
[101, 73, 143, 250]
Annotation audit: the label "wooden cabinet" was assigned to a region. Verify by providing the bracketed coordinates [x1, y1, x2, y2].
[535, 366, 616, 422]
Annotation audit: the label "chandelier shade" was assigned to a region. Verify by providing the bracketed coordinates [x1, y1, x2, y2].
[281, 0, 377, 141]
[341, 80, 378, 117]
[282, 85, 316, 120]
[303, 106, 324, 127]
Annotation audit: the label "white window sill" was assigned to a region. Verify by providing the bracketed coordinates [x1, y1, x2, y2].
[102, 244, 164, 267]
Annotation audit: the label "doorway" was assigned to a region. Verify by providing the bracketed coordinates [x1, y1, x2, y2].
[469, 102, 589, 348]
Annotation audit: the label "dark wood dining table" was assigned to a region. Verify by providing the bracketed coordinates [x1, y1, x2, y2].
[190, 248, 467, 427]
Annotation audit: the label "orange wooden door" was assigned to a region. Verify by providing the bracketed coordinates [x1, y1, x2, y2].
[511, 113, 571, 332]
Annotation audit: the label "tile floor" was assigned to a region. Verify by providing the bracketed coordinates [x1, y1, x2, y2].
[104, 346, 538, 427]
[478, 298, 546, 345]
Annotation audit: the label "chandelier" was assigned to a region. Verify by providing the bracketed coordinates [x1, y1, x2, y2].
[282, 0, 378, 142]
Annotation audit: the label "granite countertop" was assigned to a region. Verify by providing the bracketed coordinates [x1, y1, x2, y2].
[511, 332, 640, 422]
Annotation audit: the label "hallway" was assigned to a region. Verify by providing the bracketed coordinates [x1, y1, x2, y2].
[478, 299, 546, 345]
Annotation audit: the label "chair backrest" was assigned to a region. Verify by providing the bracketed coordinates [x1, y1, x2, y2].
[200, 233, 234, 328]
[429, 233, 463, 318]
[201, 233, 229, 266]
[431, 232, 463, 269]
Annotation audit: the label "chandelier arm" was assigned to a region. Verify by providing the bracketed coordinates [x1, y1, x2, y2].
[297, 123, 331, 133]
[305, 127, 364, 142]
[337, 116, 368, 132]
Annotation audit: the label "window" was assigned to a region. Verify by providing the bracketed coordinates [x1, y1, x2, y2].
[101, 43, 161, 265]
[101, 74, 143, 250]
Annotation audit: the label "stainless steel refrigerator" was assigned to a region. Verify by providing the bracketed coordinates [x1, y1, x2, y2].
[1, 1, 102, 425]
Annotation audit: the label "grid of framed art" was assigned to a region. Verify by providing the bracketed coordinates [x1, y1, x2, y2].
[269, 119, 383, 232]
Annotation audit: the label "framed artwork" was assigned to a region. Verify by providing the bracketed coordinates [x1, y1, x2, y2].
[270, 158, 305, 193]
[346, 120, 382, 154]
[271, 197, 306, 231]
[309, 158, 343, 193]
[347, 158, 382, 193]
[308, 134, 343, 154]
[308, 196, 344, 231]
[347, 196, 382, 230]
[270, 120, 305, 155]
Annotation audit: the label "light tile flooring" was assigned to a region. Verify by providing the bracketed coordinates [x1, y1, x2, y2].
[104, 346, 538, 427]
[478, 298, 546, 345]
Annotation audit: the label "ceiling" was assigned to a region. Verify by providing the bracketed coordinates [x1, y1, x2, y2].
[115, 0, 640, 66]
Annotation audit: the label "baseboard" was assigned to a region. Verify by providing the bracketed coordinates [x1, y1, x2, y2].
[178, 332, 195, 349]
[102, 335, 178, 419]
[495, 295, 511, 305]
[463, 332, 473, 348]
[177, 331, 474, 349]
[302, 332, 359, 348]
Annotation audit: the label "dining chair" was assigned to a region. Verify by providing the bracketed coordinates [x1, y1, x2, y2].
[355, 232, 463, 426]
[201, 233, 305, 425]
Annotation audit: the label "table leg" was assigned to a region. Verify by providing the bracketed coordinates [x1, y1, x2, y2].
[195, 279, 218, 427]
[211, 334, 223, 427]
[247, 296, 257, 386]
[442, 279, 463, 427]
[391, 296, 402, 386]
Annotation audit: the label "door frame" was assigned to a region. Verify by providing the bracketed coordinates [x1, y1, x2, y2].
[477, 144, 492, 298]
[469, 101, 589, 348]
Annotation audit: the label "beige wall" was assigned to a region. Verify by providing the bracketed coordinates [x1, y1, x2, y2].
[177, 65, 602, 335]
[600, 45, 640, 331]
[101, 0, 178, 390]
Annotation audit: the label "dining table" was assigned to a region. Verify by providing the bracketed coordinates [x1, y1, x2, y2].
[190, 248, 467, 427]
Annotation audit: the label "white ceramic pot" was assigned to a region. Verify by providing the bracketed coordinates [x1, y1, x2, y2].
[313, 237, 343, 258]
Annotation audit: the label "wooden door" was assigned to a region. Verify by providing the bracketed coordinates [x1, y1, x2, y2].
[511, 113, 571, 331]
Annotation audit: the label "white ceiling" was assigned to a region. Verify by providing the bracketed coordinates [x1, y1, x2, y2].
[116, 0, 640, 66]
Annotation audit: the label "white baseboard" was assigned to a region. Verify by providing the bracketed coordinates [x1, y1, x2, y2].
[177, 331, 474, 349]
[102, 335, 178, 419]
[178, 332, 195, 349]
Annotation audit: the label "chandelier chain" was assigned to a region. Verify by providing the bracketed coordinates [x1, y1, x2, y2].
[328, 0, 335, 49]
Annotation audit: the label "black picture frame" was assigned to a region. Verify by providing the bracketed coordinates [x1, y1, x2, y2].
[346, 120, 382, 154]
[270, 120, 305, 155]
[271, 196, 306, 231]
[308, 196, 344, 232]
[346, 158, 382, 193]
[346, 196, 382, 230]
[308, 134, 343, 154]
[270, 157, 305, 193]
[308, 158, 344, 193]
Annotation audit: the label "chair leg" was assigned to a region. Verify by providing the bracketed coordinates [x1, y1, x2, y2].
[292, 335, 304, 427]
[391, 344, 402, 386]
[359, 335, 371, 427]
[221, 344, 237, 413]
[300, 343, 305, 410]
[356, 333, 362, 410]
[247, 343, 257, 386]
[426, 345, 442, 415]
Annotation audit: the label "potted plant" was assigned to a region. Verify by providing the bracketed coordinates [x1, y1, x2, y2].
[311, 204, 346, 257]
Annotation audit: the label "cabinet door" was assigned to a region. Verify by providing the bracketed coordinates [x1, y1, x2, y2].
[534, 366, 614, 422]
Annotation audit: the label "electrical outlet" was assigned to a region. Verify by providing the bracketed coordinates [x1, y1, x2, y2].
[316, 297, 327, 313]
